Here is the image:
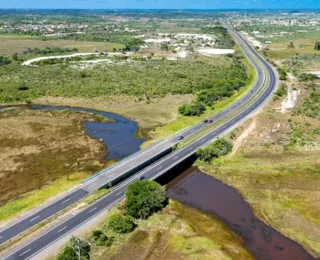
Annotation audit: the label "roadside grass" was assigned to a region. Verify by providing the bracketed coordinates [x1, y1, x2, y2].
[0, 171, 90, 223]
[198, 151, 320, 257]
[0, 36, 124, 54]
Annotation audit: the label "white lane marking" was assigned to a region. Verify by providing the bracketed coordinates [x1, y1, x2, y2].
[57, 226, 68, 233]
[61, 198, 71, 204]
[109, 173, 115, 177]
[156, 166, 163, 170]
[19, 249, 31, 257]
[173, 156, 179, 160]
[187, 147, 193, 151]
[29, 216, 40, 222]
[0, 236, 3, 239]
[115, 192, 122, 197]
[89, 207, 98, 213]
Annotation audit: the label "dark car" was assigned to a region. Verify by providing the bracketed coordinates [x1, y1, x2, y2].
[178, 135, 184, 140]
[204, 119, 208, 123]
[139, 176, 145, 180]
[208, 119, 213, 123]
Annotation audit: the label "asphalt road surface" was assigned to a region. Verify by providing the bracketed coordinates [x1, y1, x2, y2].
[2, 22, 278, 260]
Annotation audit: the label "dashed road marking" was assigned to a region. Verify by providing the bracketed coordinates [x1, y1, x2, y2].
[61, 198, 71, 204]
[89, 207, 98, 213]
[57, 226, 68, 233]
[19, 249, 31, 257]
[30, 216, 40, 222]
[115, 192, 122, 197]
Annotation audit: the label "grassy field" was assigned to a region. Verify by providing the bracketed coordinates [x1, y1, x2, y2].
[0, 107, 107, 208]
[0, 36, 124, 54]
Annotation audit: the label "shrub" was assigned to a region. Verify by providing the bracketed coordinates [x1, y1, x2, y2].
[277, 68, 287, 81]
[125, 180, 167, 219]
[92, 230, 111, 246]
[274, 84, 287, 97]
[108, 213, 136, 234]
[315, 42, 320, 51]
[298, 73, 318, 82]
[178, 103, 206, 116]
[196, 138, 233, 163]
[0, 56, 11, 66]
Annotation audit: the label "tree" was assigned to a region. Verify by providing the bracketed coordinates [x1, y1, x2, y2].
[125, 180, 167, 219]
[12, 53, 19, 61]
[288, 42, 295, 49]
[108, 213, 136, 233]
[196, 138, 233, 163]
[92, 230, 110, 246]
[57, 237, 91, 260]
[314, 42, 320, 51]
[178, 103, 206, 116]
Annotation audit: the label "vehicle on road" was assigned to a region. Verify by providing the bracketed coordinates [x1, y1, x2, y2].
[178, 136, 184, 140]
[208, 119, 213, 123]
[139, 176, 145, 180]
[204, 119, 208, 123]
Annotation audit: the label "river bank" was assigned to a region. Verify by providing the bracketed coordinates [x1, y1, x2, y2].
[0, 105, 145, 222]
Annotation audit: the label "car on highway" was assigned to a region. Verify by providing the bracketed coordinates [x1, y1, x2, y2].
[208, 119, 213, 123]
[139, 176, 145, 180]
[204, 119, 208, 123]
[178, 135, 184, 140]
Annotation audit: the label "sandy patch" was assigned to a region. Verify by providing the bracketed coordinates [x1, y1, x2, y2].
[22, 52, 99, 66]
[230, 119, 257, 157]
[307, 71, 320, 77]
[196, 48, 235, 56]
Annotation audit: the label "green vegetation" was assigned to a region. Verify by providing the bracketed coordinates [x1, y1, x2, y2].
[298, 73, 319, 82]
[178, 102, 206, 116]
[274, 83, 287, 97]
[125, 180, 167, 219]
[57, 237, 91, 260]
[108, 213, 136, 234]
[196, 138, 233, 163]
[0, 56, 11, 66]
[277, 67, 287, 80]
[297, 90, 320, 119]
[92, 230, 111, 246]
[0, 56, 241, 103]
[315, 42, 320, 51]
[178, 59, 247, 116]
[23, 46, 78, 56]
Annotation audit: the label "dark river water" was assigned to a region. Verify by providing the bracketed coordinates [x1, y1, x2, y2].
[167, 167, 317, 260]
[1, 105, 145, 160]
[1, 105, 316, 259]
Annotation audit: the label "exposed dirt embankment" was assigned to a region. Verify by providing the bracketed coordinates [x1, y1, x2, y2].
[0, 107, 106, 206]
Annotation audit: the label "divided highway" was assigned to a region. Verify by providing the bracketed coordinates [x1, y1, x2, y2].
[2, 23, 278, 260]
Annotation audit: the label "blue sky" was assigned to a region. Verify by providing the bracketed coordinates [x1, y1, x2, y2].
[0, 0, 319, 9]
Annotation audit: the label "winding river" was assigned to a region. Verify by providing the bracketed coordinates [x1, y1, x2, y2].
[0, 105, 316, 259]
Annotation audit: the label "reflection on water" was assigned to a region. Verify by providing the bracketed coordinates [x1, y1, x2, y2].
[167, 167, 316, 260]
